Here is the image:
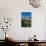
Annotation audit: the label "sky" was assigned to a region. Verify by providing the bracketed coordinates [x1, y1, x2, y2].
[21, 12, 32, 20]
[21, 12, 32, 17]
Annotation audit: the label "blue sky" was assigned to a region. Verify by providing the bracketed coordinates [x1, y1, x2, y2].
[21, 12, 32, 20]
[21, 12, 32, 17]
